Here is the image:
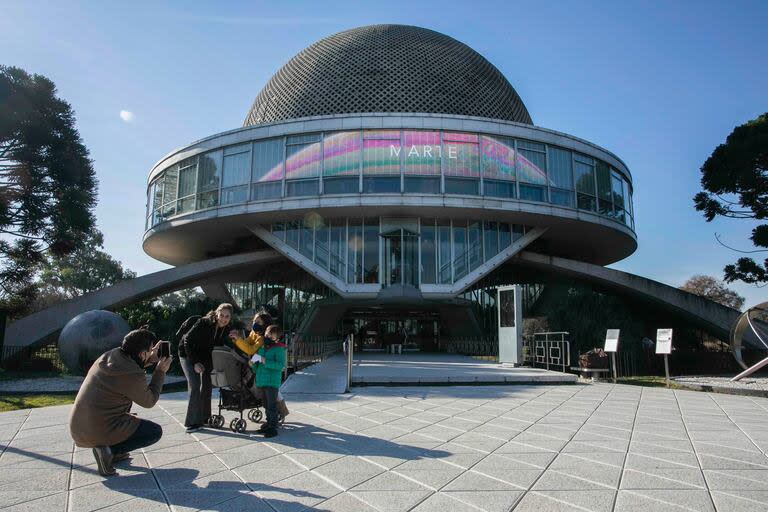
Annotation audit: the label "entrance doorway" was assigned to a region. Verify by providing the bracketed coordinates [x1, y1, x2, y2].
[381, 228, 419, 287]
[343, 310, 440, 352]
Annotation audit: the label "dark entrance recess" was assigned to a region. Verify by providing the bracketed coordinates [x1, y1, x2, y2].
[343, 308, 440, 352]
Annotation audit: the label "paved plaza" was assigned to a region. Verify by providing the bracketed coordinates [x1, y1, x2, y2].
[281, 354, 575, 395]
[2, 383, 768, 511]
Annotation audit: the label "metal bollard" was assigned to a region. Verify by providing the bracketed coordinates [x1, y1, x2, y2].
[345, 334, 354, 393]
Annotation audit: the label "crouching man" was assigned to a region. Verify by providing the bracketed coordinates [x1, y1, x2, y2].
[69, 328, 172, 476]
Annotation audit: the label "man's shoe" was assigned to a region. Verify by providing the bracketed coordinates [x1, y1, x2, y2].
[262, 428, 278, 438]
[92, 446, 116, 476]
[112, 452, 131, 463]
[257, 423, 269, 433]
[185, 424, 203, 433]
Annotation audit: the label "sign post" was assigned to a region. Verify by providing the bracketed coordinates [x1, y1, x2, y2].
[497, 285, 523, 365]
[655, 328, 673, 387]
[604, 329, 620, 383]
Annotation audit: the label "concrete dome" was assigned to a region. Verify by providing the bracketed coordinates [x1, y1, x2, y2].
[244, 24, 533, 126]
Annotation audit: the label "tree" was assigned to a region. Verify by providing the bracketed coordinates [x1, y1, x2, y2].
[694, 113, 768, 284]
[680, 275, 745, 310]
[0, 66, 97, 315]
[34, 229, 135, 305]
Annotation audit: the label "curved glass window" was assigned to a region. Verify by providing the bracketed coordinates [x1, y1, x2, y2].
[268, 216, 528, 287]
[574, 153, 596, 212]
[177, 157, 198, 214]
[517, 140, 547, 202]
[404, 131, 440, 175]
[221, 144, 251, 205]
[286, 134, 320, 197]
[363, 130, 400, 176]
[197, 150, 222, 210]
[323, 131, 360, 195]
[149, 129, 634, 230]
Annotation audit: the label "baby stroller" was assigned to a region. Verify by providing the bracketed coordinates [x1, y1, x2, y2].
[209, 345, 268, 433]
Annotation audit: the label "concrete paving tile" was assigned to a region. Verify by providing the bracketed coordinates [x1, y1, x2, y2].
[549, 452, 625, 469]
[233, 459, 305, 486]
[440, 490, 523, 512]
[351, 471, 432, 491]
[410, 491, 480, 511]
[0, 489, 68, 512]
[495, 440, 562, 453]
[0, 449, 71, 469]
[7, 436, 74, 452]
[704, 469, 768, 490]
[629, 439, 694, 453]
[620, 467, 707, 490]
[614, 489, 714, 512]
[562, 439, 629, 453]
[0, 490, 65, 509]
[315, 491, 380, 512]
[165, 490, 267, 512]
[711, 490, 768, 512]
[257, 471, 341, 511]
[350, 490, 433, 512]
[394, 468, 465, 490]
[533, 464, 621, 490]
[144, 447, 211, 468]
[624, 452, 700, 469]
[513, 490, 615, 512]
[699, 451, 768, 470]
[469, 467, 543, 489]
[68, 487, 167, 512]
[149, 453, 228, 482]
[0, 467, 70, 492]
[70, 466, 159, 491]
[312, 456, 385, 489]
[279, 450, 347, 470]
[476, 451, 556, 470]
[441, 470, 526, 491]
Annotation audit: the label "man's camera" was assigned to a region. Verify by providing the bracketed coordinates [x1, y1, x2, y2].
[158, 340, 170, 359]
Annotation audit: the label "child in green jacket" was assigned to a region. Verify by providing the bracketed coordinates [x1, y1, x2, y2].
[249, 324, 286, 438]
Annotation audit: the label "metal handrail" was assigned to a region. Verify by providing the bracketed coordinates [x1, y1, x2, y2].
[523, 331, 570, 373]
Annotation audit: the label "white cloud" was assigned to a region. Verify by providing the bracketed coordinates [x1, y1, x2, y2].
[119, 110, 135, 123]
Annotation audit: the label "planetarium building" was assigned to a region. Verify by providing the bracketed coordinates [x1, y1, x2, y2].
[140, 24, 636, 355]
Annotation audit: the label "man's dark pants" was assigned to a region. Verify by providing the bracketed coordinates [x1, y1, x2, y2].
[110, 419, 162, 453]
[180, 356, 212, 427]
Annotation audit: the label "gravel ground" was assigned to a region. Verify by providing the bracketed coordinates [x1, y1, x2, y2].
[675, 375, 768, 392]
[0, 374, 186, 393]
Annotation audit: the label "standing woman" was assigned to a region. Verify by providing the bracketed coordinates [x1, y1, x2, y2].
[179, 303, 237, 433]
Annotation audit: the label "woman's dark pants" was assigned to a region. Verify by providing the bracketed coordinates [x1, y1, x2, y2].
[180, 356, 212, 427]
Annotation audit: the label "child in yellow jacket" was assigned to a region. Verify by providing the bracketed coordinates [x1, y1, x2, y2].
[231, 312, 289, 420]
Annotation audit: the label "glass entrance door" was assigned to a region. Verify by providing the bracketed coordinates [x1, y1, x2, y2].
[382, 228, 419, 287]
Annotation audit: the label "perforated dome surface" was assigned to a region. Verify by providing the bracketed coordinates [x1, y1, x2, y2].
[244, 25, 533, 126]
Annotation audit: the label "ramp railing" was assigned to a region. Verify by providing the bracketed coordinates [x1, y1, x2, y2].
[523, 331, 570, 373]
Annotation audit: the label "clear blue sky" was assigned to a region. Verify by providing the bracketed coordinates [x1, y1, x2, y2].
[2, 1, 767, 306]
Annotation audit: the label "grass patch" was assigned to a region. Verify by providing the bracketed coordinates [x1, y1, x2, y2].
[0, 381, 187, 413]
[0, 370, 73, 381]
[0, 394, 77, 412]
[616, 376, 683, 389]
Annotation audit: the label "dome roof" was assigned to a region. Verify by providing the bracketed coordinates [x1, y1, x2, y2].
[244, 24, 532, 126]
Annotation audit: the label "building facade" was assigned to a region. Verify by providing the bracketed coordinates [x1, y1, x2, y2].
[142, 25, 636, 352]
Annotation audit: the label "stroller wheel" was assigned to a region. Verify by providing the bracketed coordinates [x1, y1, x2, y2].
[235, 418, 247, 433]
[214, 415, 225, 428]
[249, 409, 263, 423]
[278, 413, 284, 425]
[229, 418, 238, 432]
